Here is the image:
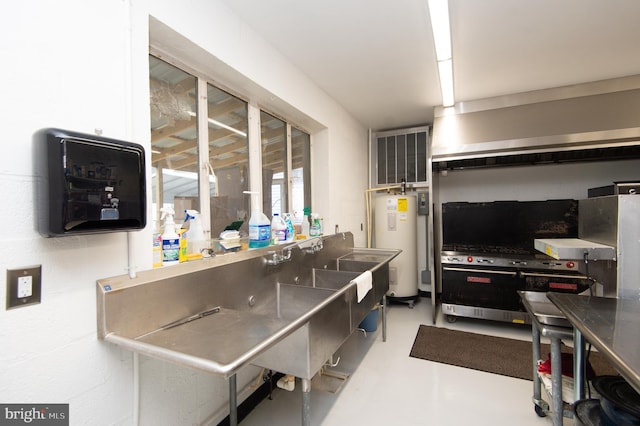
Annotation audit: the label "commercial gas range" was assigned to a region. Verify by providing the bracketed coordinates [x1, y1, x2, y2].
[440, 200, 591, 324]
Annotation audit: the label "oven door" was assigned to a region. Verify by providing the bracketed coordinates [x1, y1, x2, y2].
[520, 270, 591, 294]
[441, 266, 523, 311]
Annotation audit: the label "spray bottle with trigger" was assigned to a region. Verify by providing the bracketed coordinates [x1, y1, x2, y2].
[184, 209, 206, 258]
[160, 206, 180, 266]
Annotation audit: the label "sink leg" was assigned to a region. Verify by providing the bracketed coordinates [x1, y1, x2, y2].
[381, 295, 387, 342]
[301, 378, 311, 426]
[229, 374, 238, 426]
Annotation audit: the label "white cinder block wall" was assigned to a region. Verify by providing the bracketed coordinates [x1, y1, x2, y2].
[0, 0, 369, 424]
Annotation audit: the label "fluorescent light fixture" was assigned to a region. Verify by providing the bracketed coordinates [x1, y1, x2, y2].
[428, 0, 452, 61]
[208, 117, 247, 138]
[428, 0, 455, 107]
[438, 59, 455, 107]
[162, 168, 216, 182]
[188, 111, 247, 138]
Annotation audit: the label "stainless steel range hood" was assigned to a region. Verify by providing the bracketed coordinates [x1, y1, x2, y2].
[432, 75, 640, 171]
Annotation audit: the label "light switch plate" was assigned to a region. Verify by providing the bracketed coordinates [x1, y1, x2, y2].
[6, 265, 41, 310]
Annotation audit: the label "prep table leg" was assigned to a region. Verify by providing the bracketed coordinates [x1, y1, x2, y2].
[229, 374, 237, 426]
[302, 378, 311, 426]
[573, 327, 586, 402]
[532, 324, 542, 408]
[550, 337, 563, 426]
[382, 295, 387, 342]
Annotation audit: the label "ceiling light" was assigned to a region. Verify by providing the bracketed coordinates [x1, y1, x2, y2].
[208, 117, 247, 138]
[428, 0, 455, 107]
[438, 59, 455, 107]
[428, 0, 452, 61]
[187, 111, 247, 138]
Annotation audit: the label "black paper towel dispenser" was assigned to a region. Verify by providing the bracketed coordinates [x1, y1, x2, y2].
[34, 128, 146, 237]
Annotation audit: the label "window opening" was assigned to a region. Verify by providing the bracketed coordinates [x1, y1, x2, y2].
[206, 84, 249, 236]
[149, 53, 312, 247]
[260, 111, 287, 218]
[149, 55, 199, 225]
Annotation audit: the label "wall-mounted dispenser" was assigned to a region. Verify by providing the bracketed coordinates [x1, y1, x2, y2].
[34, 128, 146, 237]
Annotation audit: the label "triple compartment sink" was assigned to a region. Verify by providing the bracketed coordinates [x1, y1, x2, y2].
[96, 232, 400, 425]
[97, 233, 400, 379]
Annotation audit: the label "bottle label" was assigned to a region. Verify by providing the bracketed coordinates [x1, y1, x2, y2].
[258, 224, 270, 241]
[250, 224, 271, 241]
[178, 229, 187, 262]
[275, 229, 286, 242]
[162, 238, 180, 262]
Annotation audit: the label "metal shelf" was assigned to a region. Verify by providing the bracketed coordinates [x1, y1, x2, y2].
[534, 238, 616, 261]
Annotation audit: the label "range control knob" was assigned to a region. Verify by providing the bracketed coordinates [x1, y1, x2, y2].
[467, 256, 474, 263]
[566, 261, 575, 268]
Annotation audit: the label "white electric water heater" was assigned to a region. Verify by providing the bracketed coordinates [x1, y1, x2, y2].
[374, 194, 418, 299]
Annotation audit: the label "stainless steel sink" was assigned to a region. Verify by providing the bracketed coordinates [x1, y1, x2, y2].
[96, 232, 400, 425]
[97, 233, 399, 377]
[251, 280, 352, 379]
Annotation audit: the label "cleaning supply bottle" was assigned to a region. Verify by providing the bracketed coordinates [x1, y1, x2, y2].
[301, 206, 311, 239]
[271, 213, 287, 244]
[284, 213, 295, 242]
[184, 209, 206, 258]
[310, 213, 322, 236]
[152, 221, 162, 268]
[178, 227, 187, 263]
[245, 191, 271, 248]
[160, 206, 180, 266]
[301, 215, 310, 239]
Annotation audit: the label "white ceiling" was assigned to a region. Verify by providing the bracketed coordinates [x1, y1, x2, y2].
[221, 0, 640, 131]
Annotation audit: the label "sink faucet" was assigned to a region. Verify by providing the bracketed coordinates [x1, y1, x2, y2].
[265, 247, 293, 266]
[301, 238, 323, 254]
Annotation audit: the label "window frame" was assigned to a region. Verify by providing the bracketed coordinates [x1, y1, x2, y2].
[148, 50, 311, 239]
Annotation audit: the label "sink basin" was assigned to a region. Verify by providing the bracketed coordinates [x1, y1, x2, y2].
[135, 283, 340, 370]
[250, 282, 338, 321]
[338, 248, 401, 266]
[311, 268, 374, 332]
[336, 249, 397, 305]
[251, 281, 351, 379]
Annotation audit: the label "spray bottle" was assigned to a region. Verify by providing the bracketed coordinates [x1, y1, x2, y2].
[184, 209, 206, 258]
[310, 213, 322, 236]
[301, 206, 311, 239]
[160, 206, 180, 266]
[284, 213, 295, 242]
[244, 191, 271, 248]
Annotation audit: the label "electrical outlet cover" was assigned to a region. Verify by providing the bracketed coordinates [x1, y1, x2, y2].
[6, 265, 41, 309]
[17, 276, 33, 298]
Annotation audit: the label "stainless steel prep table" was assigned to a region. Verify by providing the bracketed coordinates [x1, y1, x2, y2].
[547, 293, 640, 402]
[519, 291, 574, 426]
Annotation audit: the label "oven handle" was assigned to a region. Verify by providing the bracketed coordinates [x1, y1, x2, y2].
[443, 266, 518, 276]
[520, 271, 588, 280]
